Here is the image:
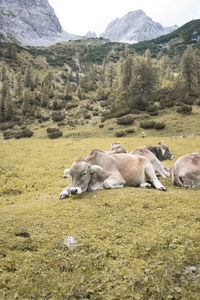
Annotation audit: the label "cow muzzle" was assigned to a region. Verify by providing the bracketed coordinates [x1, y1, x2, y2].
[69, 187, 82, 195]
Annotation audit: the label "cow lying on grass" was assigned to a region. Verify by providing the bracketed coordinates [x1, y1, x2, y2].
[60, 149, 166, 199]
[170, 151, 200, 189]
[109, 142, 171, 178]
[130, 147, 170, 178]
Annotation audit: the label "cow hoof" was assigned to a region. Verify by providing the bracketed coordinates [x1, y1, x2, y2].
[59, 194, 68, 199]
[160, 186, 167, 191]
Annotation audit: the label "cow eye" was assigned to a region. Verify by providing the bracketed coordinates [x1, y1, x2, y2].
[82, 171, 87, 176]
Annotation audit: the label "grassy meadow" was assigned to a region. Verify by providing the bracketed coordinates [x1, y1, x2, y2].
[0, 122, 200, 299]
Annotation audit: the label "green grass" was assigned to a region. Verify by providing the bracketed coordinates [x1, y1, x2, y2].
[0, 133, 200, 299]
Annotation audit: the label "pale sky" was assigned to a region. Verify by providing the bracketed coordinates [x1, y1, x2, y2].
[49, 0, 200, 36]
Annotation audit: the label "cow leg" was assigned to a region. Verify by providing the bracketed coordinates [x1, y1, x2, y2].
[145, 162, 167, 191]
[154, 161, 170, 178]
[140, 182, 152, 188]
[103, 175, 125, 189]
[192, 183, 200, 190]
[59, 185, 72, 199]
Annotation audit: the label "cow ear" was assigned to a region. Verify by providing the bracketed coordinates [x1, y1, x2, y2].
[89, 164, 103, 173]
[158, 141, 163, 146]
[63, 168, 71, 178]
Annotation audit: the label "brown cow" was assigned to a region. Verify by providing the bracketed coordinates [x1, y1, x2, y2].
[60, 149, 166, 199]
[170, 151, 200, 189]
[130, 146, 170, 178]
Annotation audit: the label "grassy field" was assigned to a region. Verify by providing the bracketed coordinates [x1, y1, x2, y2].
[0, 128, 200, 299]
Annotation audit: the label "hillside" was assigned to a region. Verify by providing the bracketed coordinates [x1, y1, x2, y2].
[128, 19, 200, 57]
[0, 19, 200, 141]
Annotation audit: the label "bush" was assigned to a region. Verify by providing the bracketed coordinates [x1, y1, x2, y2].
[176, 104, 192, 114]
[140, 120, 155, 129]
[0, 123, 15, 131]
[116, 115, 134, 125]
[125, 128, 135, 134]
[99, 124, 104, 128]
[115, 130, 126, 137]
[42, 115, 50, 122]
[154, 122, 165, 130]
[100, 101, 109, 108]
[3, 128, 33, 139]
[140, 120, 166, 130]
[65, 102, 78, 110]
[145, 104, 158, 113]
[47, 128, 63, 139]
[51, 112, 65, 122]
[93, 110, 99, 116]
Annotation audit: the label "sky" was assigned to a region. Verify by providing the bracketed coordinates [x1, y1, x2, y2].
[49, 0, 200, 36]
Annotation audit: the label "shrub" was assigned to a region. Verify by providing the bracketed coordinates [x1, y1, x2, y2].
[125, 128, 135, 134]
[140, 120, 166, 130]
[154, 122, 166, 130]
[93, 110, 99, 116]
[41, 115, 50, 122]
[140, 120, 155, 129]
[99, 124, 104, 128]
[47, 128, 63, 139]
[116, 115, 134, 125]
[176, 104, 192, 114]
[145, 104, 158, 113]
[115, 130, 126, 137]
[51, 112, 65, 122]
[0, 123, 15, 131]
[65, 102, 78, 110]
[52, 100, 63, 110]
[100, 101, 109, 108]
[83, 112, 91, 119]
[3, 128, 33, 139]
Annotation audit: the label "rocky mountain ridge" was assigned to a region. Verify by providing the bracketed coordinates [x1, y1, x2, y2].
[0, 1, 180, 46]
[100, 10, 178, 43]
[0, 0, 81, 46]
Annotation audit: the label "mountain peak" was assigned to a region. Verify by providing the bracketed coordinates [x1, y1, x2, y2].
[100, 10, 176, 43]
[0, 0, 81, 46]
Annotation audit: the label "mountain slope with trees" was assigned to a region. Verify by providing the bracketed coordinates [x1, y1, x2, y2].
[0, 19, 200, 139]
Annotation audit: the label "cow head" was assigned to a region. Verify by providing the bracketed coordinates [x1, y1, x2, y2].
[110, 142, 127, 153]
[61, 159, 103, 198]
[157, 142, 174, 161]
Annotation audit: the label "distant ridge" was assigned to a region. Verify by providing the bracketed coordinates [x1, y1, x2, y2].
[100, 10, 178, 43]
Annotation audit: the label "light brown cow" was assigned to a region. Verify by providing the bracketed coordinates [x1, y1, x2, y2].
[170, 151, 200, 189]
[130, 146, 170, 178]
[107, 142, 170, 178]
[60, 149, 166, 199]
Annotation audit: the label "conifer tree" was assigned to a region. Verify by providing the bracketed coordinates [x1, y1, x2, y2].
[181, 46, 197, 96]
[64, 81, 72, 100]
[4, 90, 13, 121]
[15, 73, 22, 101]
[41, 91, 48, 107]
[128, 51, 157, 110]
[24, 64, 32, 88]
[22, 89, 31, 114]
[121, 55, 133, 90]
[1, 65, 7, 82]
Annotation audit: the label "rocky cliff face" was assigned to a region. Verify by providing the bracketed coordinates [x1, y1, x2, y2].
[0, 0, 80, 46]
[100, 10, 178, 43]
